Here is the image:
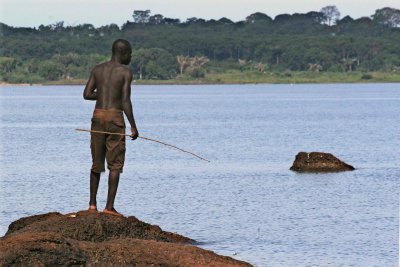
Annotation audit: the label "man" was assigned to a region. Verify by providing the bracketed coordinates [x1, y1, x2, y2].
[83, 39, 138, 217]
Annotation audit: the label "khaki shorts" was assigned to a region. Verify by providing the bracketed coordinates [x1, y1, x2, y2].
[90, 109, 126, 173]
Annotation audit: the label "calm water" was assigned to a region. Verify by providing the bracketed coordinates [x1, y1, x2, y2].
[0, 84, 399, 266]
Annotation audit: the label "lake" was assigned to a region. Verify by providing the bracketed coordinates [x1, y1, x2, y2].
[0, 83, 399, 266]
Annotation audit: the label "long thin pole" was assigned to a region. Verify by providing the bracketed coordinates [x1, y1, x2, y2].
[75, 128, 210, 163]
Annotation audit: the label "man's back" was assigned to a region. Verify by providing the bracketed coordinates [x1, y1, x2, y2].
[92, 61, 131, 110]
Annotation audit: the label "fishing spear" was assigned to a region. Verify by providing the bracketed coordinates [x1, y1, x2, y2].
[75, 128, 210, 162]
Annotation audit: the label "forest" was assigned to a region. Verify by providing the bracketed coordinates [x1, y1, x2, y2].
[0, 6, 399, 83]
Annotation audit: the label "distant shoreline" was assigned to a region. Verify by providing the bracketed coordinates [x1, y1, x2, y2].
[2, 71, 400, 86]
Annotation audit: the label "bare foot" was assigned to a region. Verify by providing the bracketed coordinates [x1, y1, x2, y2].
[88, 205, 98, 212]
[103, 208, 124, 217]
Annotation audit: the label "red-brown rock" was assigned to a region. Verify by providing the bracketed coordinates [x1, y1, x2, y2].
[0, 211, 253, 267]
[290, 152, 355, 172]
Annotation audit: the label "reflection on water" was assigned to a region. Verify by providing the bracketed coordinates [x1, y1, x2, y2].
[1, 84, 399, 266]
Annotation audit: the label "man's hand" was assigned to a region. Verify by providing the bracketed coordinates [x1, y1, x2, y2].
[130, 127, 139, 140]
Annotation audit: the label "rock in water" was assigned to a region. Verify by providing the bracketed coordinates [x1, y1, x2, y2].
[290, 152, 355, 172]
[0, 211, 253, 266]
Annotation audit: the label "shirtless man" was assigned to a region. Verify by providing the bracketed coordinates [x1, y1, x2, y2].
[83, 39, 138, 217]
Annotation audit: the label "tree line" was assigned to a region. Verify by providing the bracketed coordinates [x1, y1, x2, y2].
[0, 6, 399, 83]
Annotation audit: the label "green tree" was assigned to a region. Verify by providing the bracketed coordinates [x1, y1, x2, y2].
[320, 6, 340, 26]
[131, 48, 176, 80]
[0, 57, 17, 74]
[38, 60, 64, 80]
[246, 12, 272, 24]
[133, 10, 151, 24]
[149, 14, 165, 25]
[372, 7, 400, 28]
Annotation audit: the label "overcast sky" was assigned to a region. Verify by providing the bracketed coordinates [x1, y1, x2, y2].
[1, 0, 399, 27]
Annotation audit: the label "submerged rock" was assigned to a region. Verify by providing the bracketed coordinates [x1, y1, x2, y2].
[0, 211, 253, 266]
[290, 152, 355, 172]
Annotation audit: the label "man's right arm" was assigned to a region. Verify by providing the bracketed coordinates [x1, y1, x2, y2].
[83, 70, 97, 100]
[121, 69, 139, 140]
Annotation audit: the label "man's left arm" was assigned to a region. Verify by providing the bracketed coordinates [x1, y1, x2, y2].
[83, 70, 97, 100]
[121, 69, 138, 140]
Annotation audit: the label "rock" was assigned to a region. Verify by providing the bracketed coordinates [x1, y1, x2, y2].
[0, 211, 253, 267]
[5, 211, 193, 244]
[290, 152, 355, 172]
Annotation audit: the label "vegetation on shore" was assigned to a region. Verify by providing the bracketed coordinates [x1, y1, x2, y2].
[1, 6, 399, 84]
[32, 71, 400, 86]
[151, 71, 400, 84]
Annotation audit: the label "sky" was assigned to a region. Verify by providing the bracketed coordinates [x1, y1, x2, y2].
[0, 0, 399, 28]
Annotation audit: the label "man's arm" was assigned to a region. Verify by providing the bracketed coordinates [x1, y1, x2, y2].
[83, 70, 97, 100]
[121, 69, 139, 140]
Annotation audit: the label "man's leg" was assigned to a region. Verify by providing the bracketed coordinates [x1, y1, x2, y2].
[103, 114, 125, 217]
[89, 170, 101, 211]
[103, 170, 123, 216]
[89, 114, 106, 211]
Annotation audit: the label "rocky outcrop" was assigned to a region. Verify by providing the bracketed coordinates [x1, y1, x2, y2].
[0, 211, 253, 266]
[290, 152, 355, 172]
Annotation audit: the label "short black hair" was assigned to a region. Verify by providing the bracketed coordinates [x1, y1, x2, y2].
[112, 39, 131, 55]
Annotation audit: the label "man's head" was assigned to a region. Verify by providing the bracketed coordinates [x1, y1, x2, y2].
[112, 39, 132, 65]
